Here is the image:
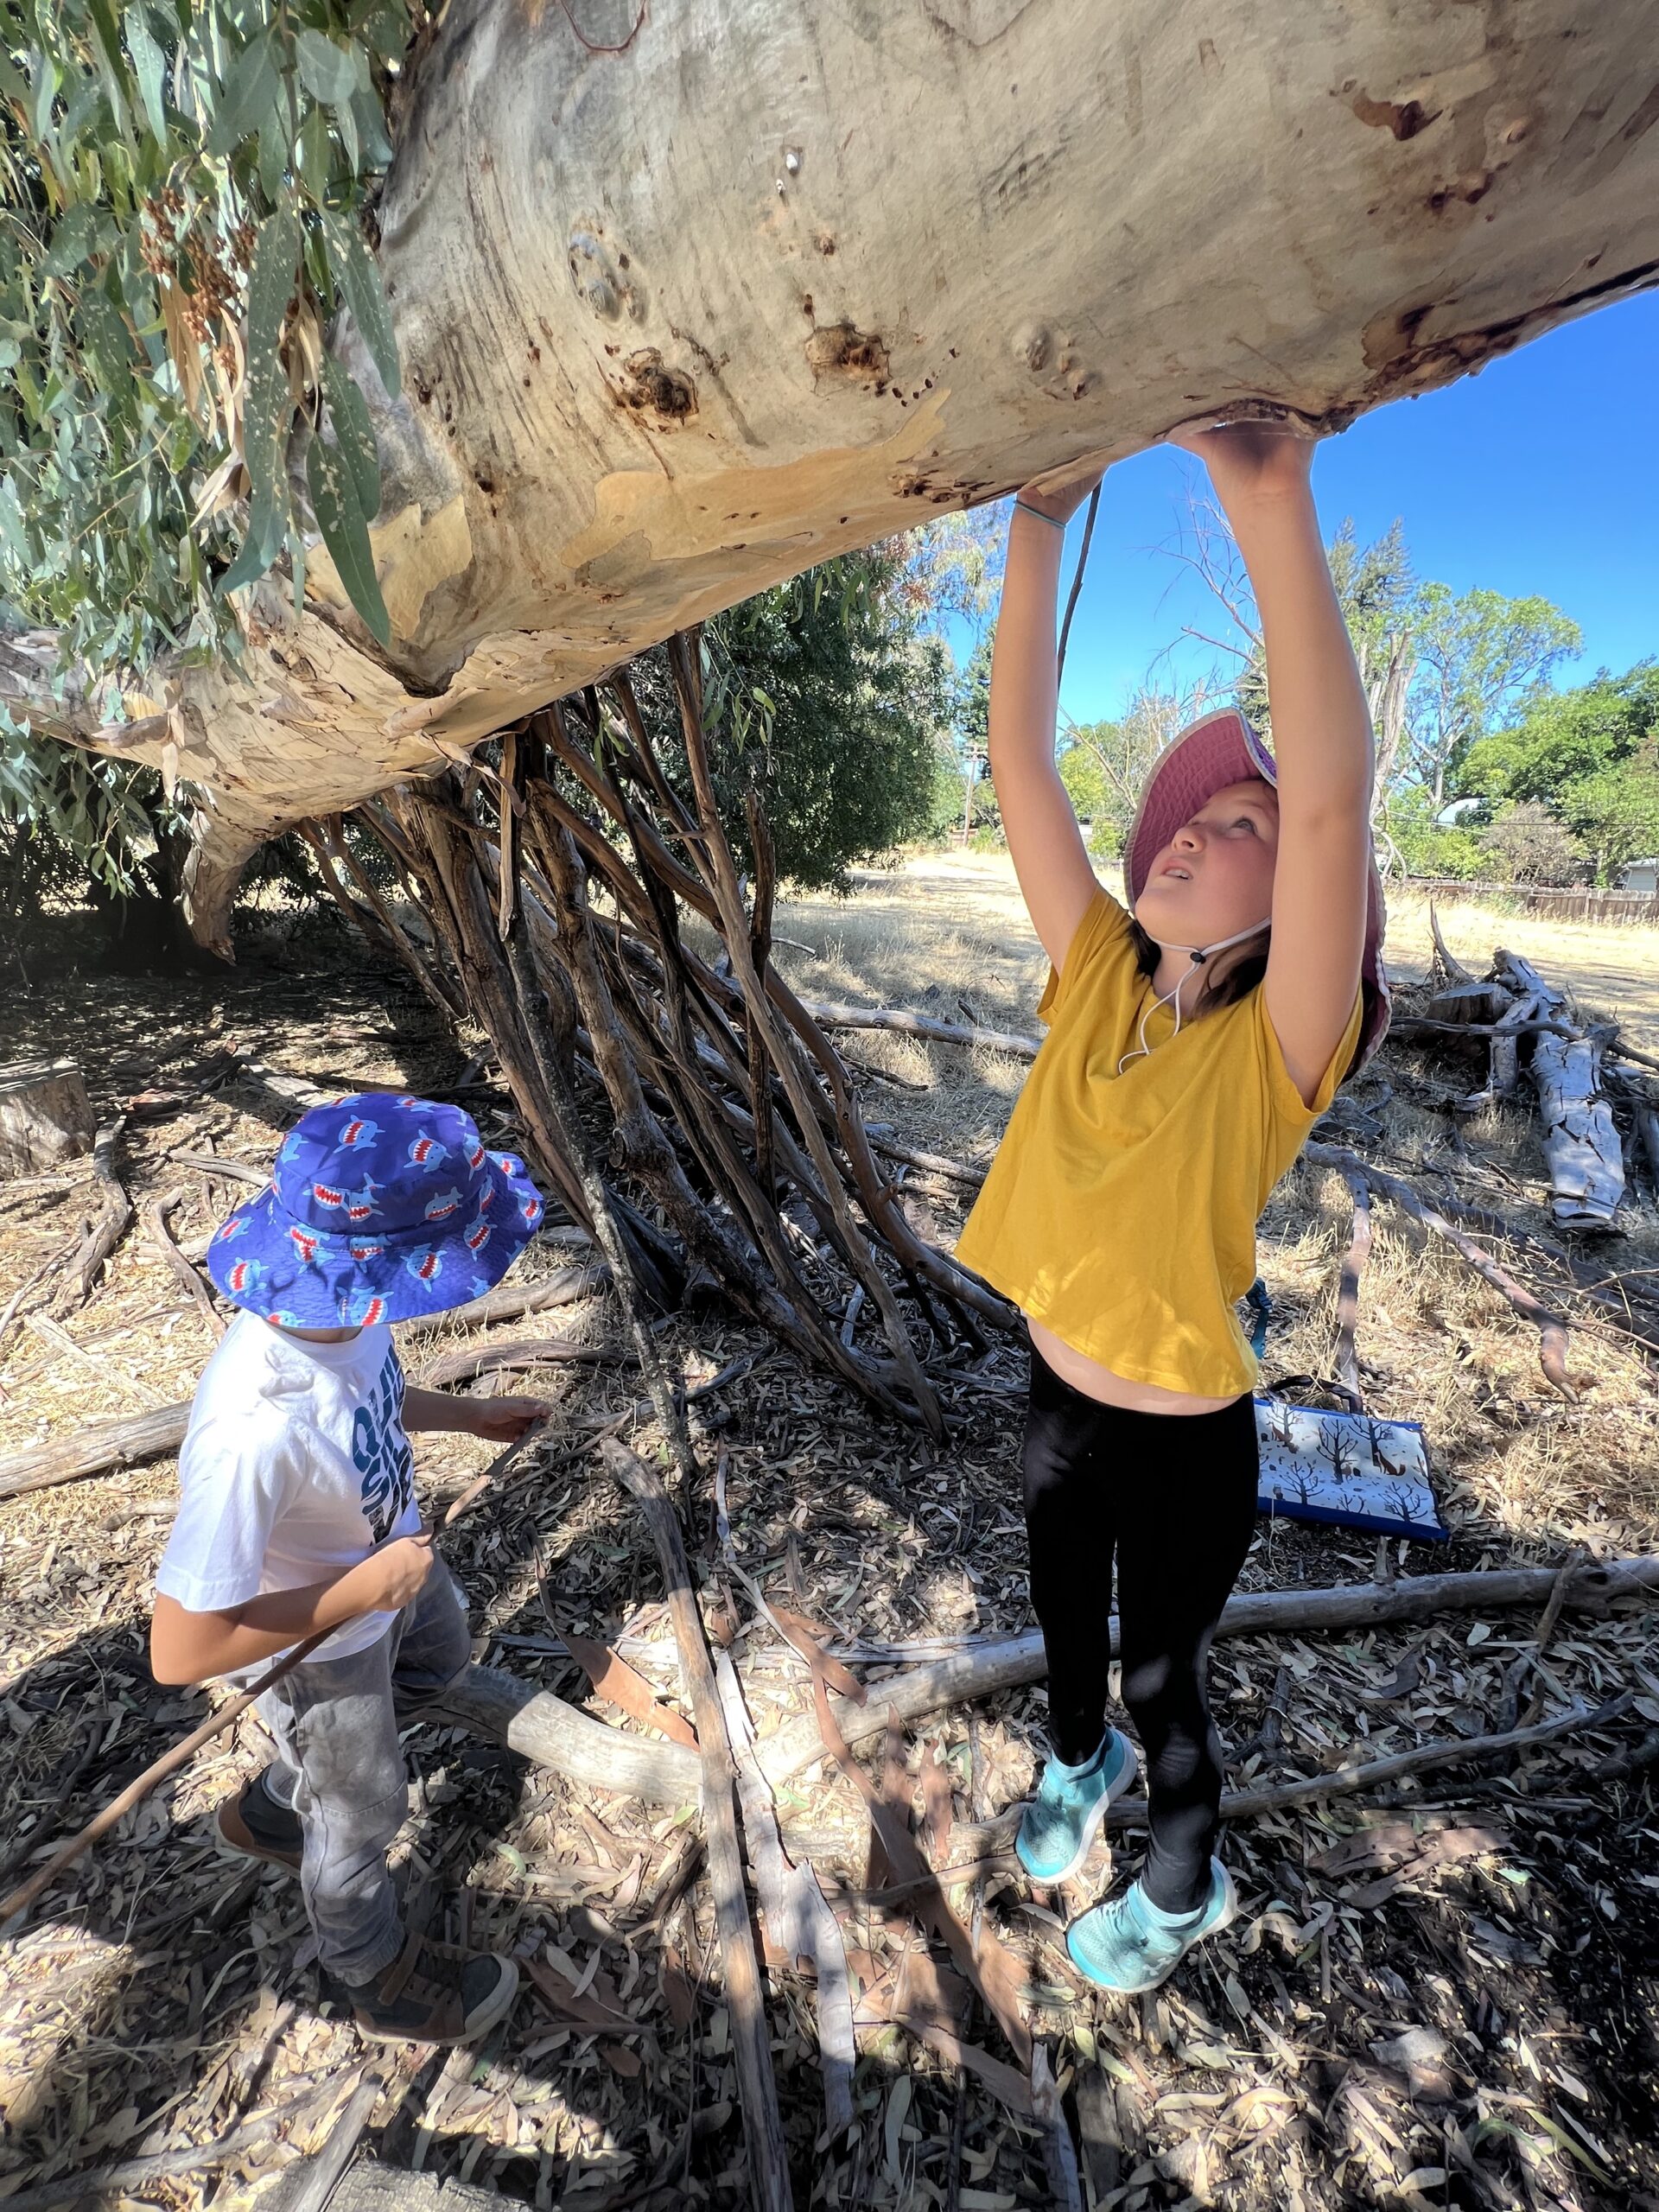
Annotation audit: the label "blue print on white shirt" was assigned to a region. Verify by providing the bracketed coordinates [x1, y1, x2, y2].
[351, 1346, 414, 1542]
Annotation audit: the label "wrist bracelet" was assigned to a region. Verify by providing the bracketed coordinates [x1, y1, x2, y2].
[1013, 499, 1065, 531]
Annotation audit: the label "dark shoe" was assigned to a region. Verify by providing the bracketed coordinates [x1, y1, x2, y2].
[216, 1773, 304, 1873]
[327, 1929, 518, 2045]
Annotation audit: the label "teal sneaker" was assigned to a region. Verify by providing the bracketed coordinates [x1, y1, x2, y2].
[1015, 1729, 1139, 1884]
[1065, 1859, 1239, 1993]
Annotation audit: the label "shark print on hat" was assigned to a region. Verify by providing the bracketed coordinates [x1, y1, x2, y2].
[203, 1093, 544, 1328]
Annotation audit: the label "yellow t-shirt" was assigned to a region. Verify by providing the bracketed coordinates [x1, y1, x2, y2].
[954, 887, 1362, 1398]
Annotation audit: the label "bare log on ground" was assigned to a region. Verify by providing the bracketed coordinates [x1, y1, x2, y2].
[753, 1556, 1659, 1787]
[0, 1060, 95, 1177]
[0, 1258, 610, 1503]
[601, 1436, 793, 2212]
[1494, 950, 1624, 1228]
[801, 1003, 1040, 1062]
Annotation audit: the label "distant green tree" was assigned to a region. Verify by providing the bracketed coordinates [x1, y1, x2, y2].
[1376, 785, 1484, 880]
[1458, 661, 1659, 885]
[635, 544, 953, 894]
[1404, 583, 1581, 805]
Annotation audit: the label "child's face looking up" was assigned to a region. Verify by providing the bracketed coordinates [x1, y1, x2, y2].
[1134, 778, 1279, 949]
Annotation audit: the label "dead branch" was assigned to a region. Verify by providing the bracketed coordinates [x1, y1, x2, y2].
[799, 1001, 1041, 1061]
[165, 1148, 270, 1186]
[53, 1116, 131, 1313]
[714, 1649, 855, 2139]
[1303, 1140, 1580, 1396]
[601, 1436, 793, 2212]
[1427, 902, 1476, 985]
[416, 1332, 632, 1389]
[814, 1685, 1032, 2069]
[1217, 1693, 1633, 1820]
[143, 1186, 225, 1340]
[1332, 1166, 1371, 1406]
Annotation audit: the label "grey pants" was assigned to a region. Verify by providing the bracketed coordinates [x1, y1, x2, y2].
[256, 1566, 472, 1985]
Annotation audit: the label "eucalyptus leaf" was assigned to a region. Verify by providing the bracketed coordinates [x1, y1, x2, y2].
[204, 29, 277, 156]
[125, 7, 169, 143]
[319, 209, 399, 397]
[307, 425, 390, 646]
[295, 29, 359, 106]
[241, 204, 301, 512]
[297, 99, 332, 193]
[321, 356, 381, 523]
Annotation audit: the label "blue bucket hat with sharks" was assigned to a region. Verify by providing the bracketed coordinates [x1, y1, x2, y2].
[205, 1093, 546, 1328]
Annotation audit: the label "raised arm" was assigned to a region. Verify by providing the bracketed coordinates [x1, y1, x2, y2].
[986, 473, 1109, 972]
[1169, 424, 1373, 1104]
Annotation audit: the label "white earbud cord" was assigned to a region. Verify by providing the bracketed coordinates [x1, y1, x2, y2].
[1116, 917, 1272, 1075]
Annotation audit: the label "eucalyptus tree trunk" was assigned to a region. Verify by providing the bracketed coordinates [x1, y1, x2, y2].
[5, 0, 1656, 948]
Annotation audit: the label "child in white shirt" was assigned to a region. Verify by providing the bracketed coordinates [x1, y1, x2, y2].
[153, 1091, 552, 2045]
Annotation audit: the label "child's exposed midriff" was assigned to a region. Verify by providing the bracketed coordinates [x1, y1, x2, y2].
[1027, 1316, 1242, 1415]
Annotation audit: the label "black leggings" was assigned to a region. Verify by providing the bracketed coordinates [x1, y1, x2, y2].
[1021, 1339, 1259, 1913]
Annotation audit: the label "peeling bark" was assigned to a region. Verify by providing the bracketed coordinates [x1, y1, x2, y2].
[4, 0, 1656, 942]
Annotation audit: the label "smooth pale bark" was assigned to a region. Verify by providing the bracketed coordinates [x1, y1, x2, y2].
[8, 0, 1658, 947]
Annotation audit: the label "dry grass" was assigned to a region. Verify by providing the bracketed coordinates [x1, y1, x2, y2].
[2, 873, 1658, 2211]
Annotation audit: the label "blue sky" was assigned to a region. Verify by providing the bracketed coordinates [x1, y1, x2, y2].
[960, 287, 1659, 734]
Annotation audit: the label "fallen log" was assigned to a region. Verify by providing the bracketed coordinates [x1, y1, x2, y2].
[801, 1001, 1041, 1061]
[0, 1259, 610, 1502]
[433, 1669, 694, 1806]
[753, 1555, 1659, 1787]
[601, 1436, 793, 2212]
[1494, 950, 1624, 1228]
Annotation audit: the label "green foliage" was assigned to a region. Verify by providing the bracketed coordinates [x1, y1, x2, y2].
[1375, 784, 1484, 880]
[629, 546, 955, 894]
[1457, 661, 1659, 884]
[0, 0, 413, 686]
[1404, 582, 1581, 803]
[0, 714, 168, 909]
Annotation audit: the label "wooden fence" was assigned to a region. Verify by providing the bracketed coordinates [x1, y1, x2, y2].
[1408, 877, 1659, 926]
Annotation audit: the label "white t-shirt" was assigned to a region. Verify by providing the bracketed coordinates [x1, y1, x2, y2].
[156, 1311, 421, 1669]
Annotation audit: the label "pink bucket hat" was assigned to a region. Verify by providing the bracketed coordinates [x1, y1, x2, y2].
[1124, 708, 1390, 1068]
